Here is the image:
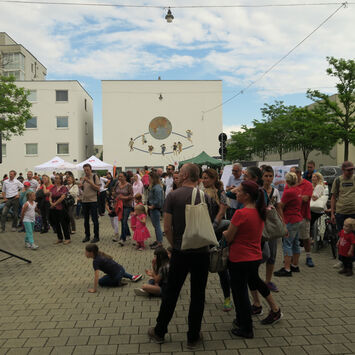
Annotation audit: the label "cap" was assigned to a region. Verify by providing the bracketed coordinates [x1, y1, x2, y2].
[24, 182, 31, 187]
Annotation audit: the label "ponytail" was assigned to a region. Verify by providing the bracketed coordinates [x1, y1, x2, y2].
[256, 189, 266, 221]
[241, 180, 266, 221]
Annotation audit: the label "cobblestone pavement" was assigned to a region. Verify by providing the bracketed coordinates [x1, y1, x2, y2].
[1, 215, 355, 355]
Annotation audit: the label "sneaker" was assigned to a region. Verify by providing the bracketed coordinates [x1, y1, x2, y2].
[346, 269, 353, 277]
[186, 333, 203, 350]
[11, 227, 17, 232]
[231, 328, 254, 339]
[82, 237, 90, 243]
[30, 244, 39, 250]
[118, 240, 125, 246]
[251, 305, 263, 316]
[134, 288, 149, 296]
[261, 308, 283, 325]
[274, 267, 292, 277]
[131, 274, 143, 282]
[112, 234, 119, 242]
[25, 242, 31, 248]
[266, 282, 279, 292]
[138, 247, 144, 251]
[90, 238, 100, 243]
[339, 268, 347, 274]
[306, 257, 315, 267]
[148, 327, 164, 344]
[223, 298, 232, 312]
[290, 265, 300, 273]
[333, 261, 342, 268]
[151, 243, 162, 250]
[149, 241, 158, 248]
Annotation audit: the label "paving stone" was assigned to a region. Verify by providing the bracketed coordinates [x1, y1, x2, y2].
[50, 345, 75, 355]
[302, 344, 330, 354]
[28, 347, 53, 355]
[95, 344, 118, 354]
[72, 345, 96, 355]
[23, 338, 48, 347]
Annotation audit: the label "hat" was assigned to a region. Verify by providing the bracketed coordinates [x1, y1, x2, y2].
[24, 182, 31, 187]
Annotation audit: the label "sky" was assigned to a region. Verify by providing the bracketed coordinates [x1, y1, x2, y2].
[1, 0, 354, 144]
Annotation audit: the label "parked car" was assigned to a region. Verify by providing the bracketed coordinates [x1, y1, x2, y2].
[317, 166, 342, 194]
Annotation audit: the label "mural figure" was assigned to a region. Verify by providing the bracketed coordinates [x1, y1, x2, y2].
[172, 142, 178, 155]
[148, 145, 154, 155]
[142, 134, 147, 144]
[129, 138, 134, 152]
[177, 141, 183, 153]
[186, 129, 193, 143]
[160, 144, 166, 156]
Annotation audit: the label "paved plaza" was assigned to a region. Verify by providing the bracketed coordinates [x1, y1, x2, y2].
[1, 216, 355, 355]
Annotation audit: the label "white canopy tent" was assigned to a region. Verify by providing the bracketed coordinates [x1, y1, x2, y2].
[76, 155, 113, 171]
[34, 156, 77, 171]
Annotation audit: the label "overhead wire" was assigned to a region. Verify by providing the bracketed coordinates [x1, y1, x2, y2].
[0, 0, 353, 8]
[202, 1, 348, 114]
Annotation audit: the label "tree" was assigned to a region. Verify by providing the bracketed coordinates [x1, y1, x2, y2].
[226, 126, 253, 161]
[249, 119, 274, 161]
[0, 75, 32, 140]
[307, 56, 355, 161]
[289, 106, 338, 170]
[260, 101, 295, 160]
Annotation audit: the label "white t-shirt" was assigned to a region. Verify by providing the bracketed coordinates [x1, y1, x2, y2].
[100, 177, 108, 192]
[165, 175, 174, 196]
[2, 179, 24, 198]
[266, 187, 281, 206]
[312, 184, 325, 199]
[23, 201, 37, 223]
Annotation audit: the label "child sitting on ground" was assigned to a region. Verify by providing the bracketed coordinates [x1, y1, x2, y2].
[85, 244, 143, 293]
[134, 247, 170, 297]
[20, 191, 39, 250]
[132, 204, 150, 251]
[337, 218, 355, 276]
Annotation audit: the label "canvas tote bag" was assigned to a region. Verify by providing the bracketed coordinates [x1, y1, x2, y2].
[262, 205, 288, 242]
[181, 188, 219, 250]
[310, 195, 328, 213]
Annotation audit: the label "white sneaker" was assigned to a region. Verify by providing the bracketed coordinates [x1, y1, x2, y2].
[333, 261, 342, 268]
[11, 227, 17, 232]
[30, 244, 39, 250]
[134, 288, 149, 296]
[25, 242, 31, 248]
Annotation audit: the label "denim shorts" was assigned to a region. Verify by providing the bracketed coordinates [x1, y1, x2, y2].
[282, 222, 301, 257]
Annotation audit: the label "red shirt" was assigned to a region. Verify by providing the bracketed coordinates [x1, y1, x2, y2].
[281, 186, 303, 224]
[50, 185, 68, 210]
[40, 184, 54, 201]
[338, 230, 355, 257]
[297, 179, 313, 220]
[229, 208, 264, 263]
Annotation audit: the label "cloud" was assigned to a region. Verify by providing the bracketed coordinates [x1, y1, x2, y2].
[223, 124, 250, 138]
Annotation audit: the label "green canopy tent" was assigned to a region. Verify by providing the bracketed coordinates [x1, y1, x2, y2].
[178, 151, 230, 168]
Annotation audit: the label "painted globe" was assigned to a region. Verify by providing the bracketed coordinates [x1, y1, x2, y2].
[149, 117, 172, 140]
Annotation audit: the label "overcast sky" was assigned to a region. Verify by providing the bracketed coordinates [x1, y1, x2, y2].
[1, 0, 354, 144]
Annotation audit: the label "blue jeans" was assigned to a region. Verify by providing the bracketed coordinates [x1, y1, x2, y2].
[150, 208, 163, 243]
[335, 213, 355, 232]
[23, 221, 34, 244]
[121, 207, 133, 241]
[82, 202, 99, 240]
[98, 267, 133, 287]
[282, 222, 301, 257]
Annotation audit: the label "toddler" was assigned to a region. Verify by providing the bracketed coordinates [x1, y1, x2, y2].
[337, 218, 355, 276]
[20, 191, 39, 250]
[130, 193, 143, 232]
[85, 244, 143, 292]
[106, 194, 119, 242]
[132, 204, 150, 250]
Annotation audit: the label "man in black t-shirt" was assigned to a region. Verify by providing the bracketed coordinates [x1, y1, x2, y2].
[148, 163, 210, 350]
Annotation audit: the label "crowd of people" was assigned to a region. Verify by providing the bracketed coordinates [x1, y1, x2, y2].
[1, 159, 355, 348]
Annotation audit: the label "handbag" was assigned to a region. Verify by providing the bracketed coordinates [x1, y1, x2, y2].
[310, 195, 327, 213]
[262, 205, 287, 242]
[62, 194, 75, 209]
[181, 188, 219, 250]
[209, 245, 229, 273]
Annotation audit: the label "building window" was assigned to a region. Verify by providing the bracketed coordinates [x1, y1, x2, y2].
[3, 53, 25, 80]
[57, 143, 69, 155]
[2, 144, 6, 157]
[84, 98, 87, 111]
[56, 90, 68, 102]
[26, 117, 37, 129]
[25, 143, 38, 155]
[3, 70, 24, 80]
[56, 116, 69, 128]
[28, 90, 37, 102]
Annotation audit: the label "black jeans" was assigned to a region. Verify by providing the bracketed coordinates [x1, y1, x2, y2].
[50, 209, 70, 240]
[98, 191, 106, 215]
[82, 202, 99, 240]
[120, 206, 132, 241]
[39, 200, 50, 231]
[229, 260, 270, 334]
[218, 270, 231, 299]
[155, 250, 210, 342]
[339, 255, 353, 270]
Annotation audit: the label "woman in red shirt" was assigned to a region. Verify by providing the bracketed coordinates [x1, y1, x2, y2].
[224, 180, 282, 339]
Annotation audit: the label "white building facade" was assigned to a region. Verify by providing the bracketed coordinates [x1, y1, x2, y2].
[102, 80, 222, 170]
[1, 80, 93, 175]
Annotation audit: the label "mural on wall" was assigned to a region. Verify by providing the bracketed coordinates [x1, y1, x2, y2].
[129, 116, 194, 155]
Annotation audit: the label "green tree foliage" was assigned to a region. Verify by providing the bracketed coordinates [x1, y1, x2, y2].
[0, 76, 32, 140]
[289, 106, 338, 170]
[307, 56, 355, 161]
[226, 126, 253, 162]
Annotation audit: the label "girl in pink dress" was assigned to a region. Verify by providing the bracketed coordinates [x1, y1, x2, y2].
[133, 205, 150, 251]
[130, 194, 143, 232]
